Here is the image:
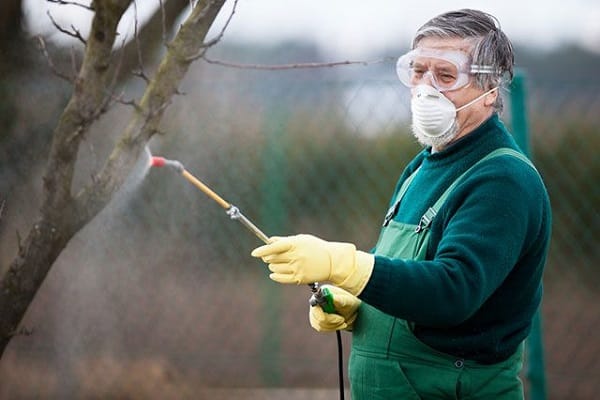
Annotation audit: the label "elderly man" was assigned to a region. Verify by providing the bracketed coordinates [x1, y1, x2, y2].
[252, 9, 551, 399]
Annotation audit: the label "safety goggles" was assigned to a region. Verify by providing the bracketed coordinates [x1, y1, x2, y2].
[396, 48, 498, 92]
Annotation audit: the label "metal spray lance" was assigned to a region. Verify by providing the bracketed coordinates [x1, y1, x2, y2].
[149, 156, 334, 312]
[150, 156, 270, 243]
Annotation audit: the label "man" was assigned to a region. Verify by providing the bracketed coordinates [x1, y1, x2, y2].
[252, 9, 551, 399]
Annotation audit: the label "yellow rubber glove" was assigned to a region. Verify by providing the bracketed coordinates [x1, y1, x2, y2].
[251, 234, 374, 295]
[309, 285, 361, 332]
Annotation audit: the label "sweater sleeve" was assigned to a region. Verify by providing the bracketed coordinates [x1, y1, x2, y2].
[359, 157, 546, 327]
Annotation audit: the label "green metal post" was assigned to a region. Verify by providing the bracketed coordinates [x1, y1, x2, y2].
[258, 107, 288, 386]
[510, 70, 547, 400]
[510, 71, 531, 155]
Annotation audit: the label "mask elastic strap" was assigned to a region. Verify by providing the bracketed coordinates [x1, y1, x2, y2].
[456, 87, 498, 112]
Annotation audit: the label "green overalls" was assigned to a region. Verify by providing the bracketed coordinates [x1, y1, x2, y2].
[349, 149, 532, 399]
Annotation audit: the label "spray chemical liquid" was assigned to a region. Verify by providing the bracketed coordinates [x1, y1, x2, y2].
[148, 153, 345, 399]
[148, 155, 333, 300]
[149, 155, 270, 244]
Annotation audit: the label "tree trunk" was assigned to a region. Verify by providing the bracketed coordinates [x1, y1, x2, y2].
[0, 0, 226, 357]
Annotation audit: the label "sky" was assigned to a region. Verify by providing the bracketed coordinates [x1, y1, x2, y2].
[23, 0, 600, 58]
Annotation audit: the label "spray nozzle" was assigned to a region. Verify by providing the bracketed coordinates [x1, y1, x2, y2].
[149, 154, 270, 243]
[150, 156, 184, 173]
[308, 283, 336, 313]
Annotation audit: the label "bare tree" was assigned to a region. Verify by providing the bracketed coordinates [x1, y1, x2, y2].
[0, 0, 227, 357]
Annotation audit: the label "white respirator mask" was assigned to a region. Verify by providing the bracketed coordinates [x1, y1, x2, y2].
[410, 84, 498, 148]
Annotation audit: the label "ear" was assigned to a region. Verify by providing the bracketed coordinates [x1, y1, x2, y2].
[484, 89, 498, 107]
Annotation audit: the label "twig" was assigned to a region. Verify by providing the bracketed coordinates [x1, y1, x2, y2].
[16, 230, 23, 254]
[132, 69, 150, 83]
[129, 1, 151, 82]
[147, 99, 173, 120]
[132, 0, 149, 82]
[36, 36, 75, 82]
[111, 92, 142, 111]
[70, 46, 80, 77]
[204, 0, 237, 48]
[201, 56, 396, 70]
[186, 0, 238, 61]
[104, 74, 142, 112]
[159, 0, 167, 44]
[46, 10, 87, 45]
[84, 32, 145, 123]
[8, 326, 34, 338]
[47, 0, 94, 11]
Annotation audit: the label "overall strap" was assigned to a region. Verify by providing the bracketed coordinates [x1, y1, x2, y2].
[416, 148, 537, 232]
[383, 166, 422, 226]
[397, 166, 422, 203]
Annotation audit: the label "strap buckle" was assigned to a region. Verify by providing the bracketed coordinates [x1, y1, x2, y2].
[415, 207, 437, 233]
[382, 200, 400, 227]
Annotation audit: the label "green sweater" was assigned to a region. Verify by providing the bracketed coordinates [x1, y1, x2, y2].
[360, 114, 552, 364]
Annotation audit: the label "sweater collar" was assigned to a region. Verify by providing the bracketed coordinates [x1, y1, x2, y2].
[421, 114, 502, 166]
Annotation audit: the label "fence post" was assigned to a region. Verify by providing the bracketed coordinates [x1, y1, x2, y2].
[258, 106, 288, 386]
[510, 70, 548, 400]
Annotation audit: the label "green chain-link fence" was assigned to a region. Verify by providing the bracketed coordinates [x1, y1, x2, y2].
[1, 65, 598, 399]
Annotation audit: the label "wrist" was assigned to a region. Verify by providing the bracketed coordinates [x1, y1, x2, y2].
[335, 249, 374, 296]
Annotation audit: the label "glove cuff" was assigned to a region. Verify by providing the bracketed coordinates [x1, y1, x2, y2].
[344, 311, 359, 331]
[336, 250, 374, 296]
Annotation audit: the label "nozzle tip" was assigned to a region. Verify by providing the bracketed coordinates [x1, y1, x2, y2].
[150, 156, 166, 167]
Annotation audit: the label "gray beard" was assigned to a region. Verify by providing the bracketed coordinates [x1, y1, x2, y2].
[411, 119, 459, 152]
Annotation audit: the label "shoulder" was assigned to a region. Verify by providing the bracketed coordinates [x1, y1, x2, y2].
[474, 151, 547, 194]
[450, 151, 551, 225]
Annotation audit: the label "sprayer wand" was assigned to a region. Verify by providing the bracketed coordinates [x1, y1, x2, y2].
[150, 156, 333, 303]
[150, 156, 270, 244]
[150, 155, 343, 400]
[150, 156, 330, 302]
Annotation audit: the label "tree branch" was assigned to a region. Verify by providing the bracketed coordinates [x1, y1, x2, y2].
[187, 0, 238, 60]
[46, 10, 87, 45]
[75, 0, 227, 217]
[36, 36, 75, 82]
[47, 0, 94, 11]
[0, 0, 134, 357]
[159, 0, 167, 44]
[131, 0, 150, 83]
[200, 55, 396, 70]
[0, 0, 227, 359]
[117, 0, 190, 85]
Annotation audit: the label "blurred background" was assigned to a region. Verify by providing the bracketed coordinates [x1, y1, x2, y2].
[0, 1, 598, 399]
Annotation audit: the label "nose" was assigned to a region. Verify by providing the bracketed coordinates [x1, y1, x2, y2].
[420, 70, 436, 87]
[410, 70, 437, 89]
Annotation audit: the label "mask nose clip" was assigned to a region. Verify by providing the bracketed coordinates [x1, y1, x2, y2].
[419, 70, 437, 89]
[414, 82, 441, 99]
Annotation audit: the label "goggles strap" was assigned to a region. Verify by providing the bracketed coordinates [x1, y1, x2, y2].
[470, 65, 500, 74]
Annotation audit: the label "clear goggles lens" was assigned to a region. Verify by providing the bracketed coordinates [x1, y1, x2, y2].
[396, 48, 497, 92]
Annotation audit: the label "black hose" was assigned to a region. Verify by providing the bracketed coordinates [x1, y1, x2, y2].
[308, 285, 345, 399]
[336, 330, 345, 400]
